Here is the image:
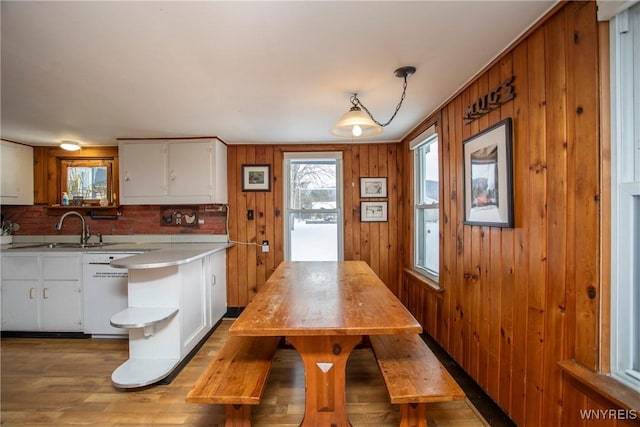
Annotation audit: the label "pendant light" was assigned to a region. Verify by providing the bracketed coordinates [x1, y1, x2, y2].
[331, 66, 416, 139]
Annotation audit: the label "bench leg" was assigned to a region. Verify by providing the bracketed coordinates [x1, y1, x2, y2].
[224, 404, 251, 427]
[399, 402, 428, 427]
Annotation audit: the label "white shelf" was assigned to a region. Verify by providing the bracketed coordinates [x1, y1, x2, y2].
[110, 307, 178, 329]
[111, 358, 180, 388]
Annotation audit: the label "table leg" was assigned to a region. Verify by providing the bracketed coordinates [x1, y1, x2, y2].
[288, 335, 361, 427]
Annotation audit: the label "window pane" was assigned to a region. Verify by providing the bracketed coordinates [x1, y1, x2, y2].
[289, 212, 338, 261]
[67, 166, 107, 199]
[288, 162, 337, 210]
[421, 139, 439, 204]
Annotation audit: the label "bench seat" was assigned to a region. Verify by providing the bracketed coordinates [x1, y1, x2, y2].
[370, 334, 465, 427]
[186, 335, 280, 426]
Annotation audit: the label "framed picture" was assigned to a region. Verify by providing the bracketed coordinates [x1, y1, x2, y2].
[360, 201, 388, 222]
[463, 118, 514, 227]
[242, 164, 271, 192]
[360, 177, 387, 198]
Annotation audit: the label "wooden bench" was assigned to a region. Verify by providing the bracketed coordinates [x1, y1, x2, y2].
[186, 335, 280, 427]
[370, 334, 466, 427]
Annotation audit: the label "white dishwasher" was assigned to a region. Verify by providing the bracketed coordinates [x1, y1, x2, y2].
[82, 252, 142, 337]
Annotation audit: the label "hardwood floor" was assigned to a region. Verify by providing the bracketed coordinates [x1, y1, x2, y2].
[1, 320, 488, 426]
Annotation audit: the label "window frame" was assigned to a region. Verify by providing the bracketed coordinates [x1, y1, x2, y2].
[283, 152, 344, 262]
[60, 158, 115, 205]
[609, 4, 640, 393]
[412, 127, 440, 280]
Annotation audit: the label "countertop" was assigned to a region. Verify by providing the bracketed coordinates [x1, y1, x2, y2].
[109, 243, 231, 269]
[1, 237, 233, 270]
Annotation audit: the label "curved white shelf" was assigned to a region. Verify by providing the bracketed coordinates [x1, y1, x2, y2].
[110, 307, 178, 329]
[111, 358, 180, 388]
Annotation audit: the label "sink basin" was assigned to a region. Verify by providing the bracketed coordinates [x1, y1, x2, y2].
[8, 242, 117, 250]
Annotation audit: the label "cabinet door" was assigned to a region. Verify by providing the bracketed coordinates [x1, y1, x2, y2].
[1, 141, 33, 205]
[1, 281, 40, 331]
[208, 251, 227, 325]
[119, 141, 167, 202]
[41, 254, 82, 331]
[168, 141, 213, 198]
[41, 281, 83, 332]
[213, 140, 228, 204]
[1, 141, 19, 198]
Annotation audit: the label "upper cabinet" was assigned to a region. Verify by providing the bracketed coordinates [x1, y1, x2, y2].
[119, 138, 227, 205]
[1, 140, 34, 205]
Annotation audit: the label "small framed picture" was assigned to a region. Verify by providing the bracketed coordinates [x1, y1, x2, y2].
[242, 164, 271, 192]
[360, 201, 388, 222]
[360, 177, 387, 198]
[463, 118, 514, 227]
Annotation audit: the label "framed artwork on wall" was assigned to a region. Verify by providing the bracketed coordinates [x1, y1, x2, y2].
[463, 118, 514, 227]
[242, 164, 271, 192]
[360, 201, 388, 222]
[360, 177, 387, 198]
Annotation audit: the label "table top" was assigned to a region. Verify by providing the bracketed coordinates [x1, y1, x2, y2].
[229, 261, 422, 337]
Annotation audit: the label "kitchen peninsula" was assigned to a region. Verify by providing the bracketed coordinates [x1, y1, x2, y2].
[109, 243, 231, 388]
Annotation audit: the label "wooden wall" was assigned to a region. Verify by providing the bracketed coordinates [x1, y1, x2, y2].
[225, 143, 403, 307]
[399, 2, 638, 426]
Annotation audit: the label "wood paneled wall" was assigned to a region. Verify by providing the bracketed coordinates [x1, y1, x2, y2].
[399, 2, 635, 426]
[225, 143, 403, 307]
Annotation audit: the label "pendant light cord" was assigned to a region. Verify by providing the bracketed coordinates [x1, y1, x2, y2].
[351, 74, 409, 128]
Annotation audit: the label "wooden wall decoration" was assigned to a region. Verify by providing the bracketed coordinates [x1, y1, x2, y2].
[464, 76, 515, 124]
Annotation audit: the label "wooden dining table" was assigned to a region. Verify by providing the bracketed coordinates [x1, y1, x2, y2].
[229, 260, 422, 427]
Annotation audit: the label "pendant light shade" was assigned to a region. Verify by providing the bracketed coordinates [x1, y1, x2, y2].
[331, 66, 416, 139]
[330, 106, 383, 138]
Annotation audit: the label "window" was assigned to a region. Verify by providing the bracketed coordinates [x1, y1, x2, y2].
[284, 152, 343, 261]
[60, 159, 114, 205]
[610, 3, 640, 392]
[412, 126, 439, 278]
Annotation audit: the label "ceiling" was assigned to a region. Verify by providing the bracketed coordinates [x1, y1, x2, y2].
[1, 1, 558, 147]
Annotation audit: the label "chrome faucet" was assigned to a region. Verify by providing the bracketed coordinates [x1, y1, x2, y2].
[55, 211, 90, 244]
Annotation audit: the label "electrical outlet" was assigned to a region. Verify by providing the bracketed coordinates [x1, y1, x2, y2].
[262, 240, 269, 253]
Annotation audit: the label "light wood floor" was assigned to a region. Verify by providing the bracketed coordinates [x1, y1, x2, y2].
[1, 320, 488, 426]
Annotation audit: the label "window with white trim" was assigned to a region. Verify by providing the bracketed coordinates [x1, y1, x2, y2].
[610, 2, 640, 392]
[412, 126, 439, 279]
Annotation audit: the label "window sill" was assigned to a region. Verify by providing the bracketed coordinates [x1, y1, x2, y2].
[558, 359, 640, 413]
[403, 268, 444, 294]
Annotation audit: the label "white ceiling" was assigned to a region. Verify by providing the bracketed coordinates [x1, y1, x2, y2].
[1, 1, 558, 147]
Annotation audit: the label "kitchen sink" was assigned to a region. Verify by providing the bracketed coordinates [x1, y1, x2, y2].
[8, 242, 118, 249]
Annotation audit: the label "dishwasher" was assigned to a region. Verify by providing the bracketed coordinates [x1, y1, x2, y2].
[82, 252, 142, 337]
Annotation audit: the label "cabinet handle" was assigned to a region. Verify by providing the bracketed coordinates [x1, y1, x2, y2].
[43, 288, 49, 299]
[170, 171, 176, 181]
[125, 171, 130, 182]
[29, 288, 36, 299]
[211, 274, 216, 285]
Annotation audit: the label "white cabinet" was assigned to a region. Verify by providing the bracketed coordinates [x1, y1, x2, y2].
[119, 138, 227, 205]
[1, 253, 83, 332]
[0, 140, 34, 205]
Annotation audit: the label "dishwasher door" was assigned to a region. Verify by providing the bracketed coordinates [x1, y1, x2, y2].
[82, 252, 141, 337]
